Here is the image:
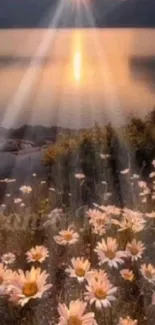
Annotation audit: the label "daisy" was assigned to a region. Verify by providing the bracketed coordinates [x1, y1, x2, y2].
[118, 317, 137, 325]
[8, 267, 52, 306]
[138, 181, 147, 189]
[119, 210, 145, 233]
[95, 237, 127, 268]
[19, 185, 32, 194]
[14, 198, 22, 204]
[20, 203, 25, 208]
[125, 239, 145, 261]
[152, 160, 155, 168]
[0, 263, 15, 294]
[44, 208, 63, 228]
[146, 212, 155, 218]
[54, 227, 79, 245]
[7, 179, 16, 183]
[86, 269, 109, 283]
[57, 300, 96, 325]
[49, 187, 56, 192]
[74, 173, 85, 180]
[85, 278, 117, 309]
[105, 205, 121, 216]
[1, 253, 16, 265]
[66, 257, 91, 283]
[139, 188, 150, 196]
[100, 154, 110, 159]
[120, 269, 134, 282]
[132, 174, 139, 179]
[120, 169, 130, 175]
[140, 263, 155, 283]
[87, 209, 108, 235]
[26, 245, 49, 263]
[149, 172, 155, 178]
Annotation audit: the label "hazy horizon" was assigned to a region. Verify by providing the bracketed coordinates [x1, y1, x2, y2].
[0, 28, 155, 129]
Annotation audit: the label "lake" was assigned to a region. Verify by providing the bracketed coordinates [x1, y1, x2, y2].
[0, 28, 155, 129]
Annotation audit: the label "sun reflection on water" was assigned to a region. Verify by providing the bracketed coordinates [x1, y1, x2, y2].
[72, 32, 82, 84]
[73, 51, 82, 82]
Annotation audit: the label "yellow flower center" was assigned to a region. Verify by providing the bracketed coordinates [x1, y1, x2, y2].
[145, 270, 153, 279]
[95, 288, 107, 299]
[96, 219, 105, 226]
[67, 316, 82, 325]
[0, 276, 3, 284]
[23, 282, 38, 297]
[32, 253, 42, 261]
[104, 250, 116, 260]
[123, 272, 134, 281]
[63, 232, 73, 241]
[75, 267, 85, 277]
[130, 246, 139, 256]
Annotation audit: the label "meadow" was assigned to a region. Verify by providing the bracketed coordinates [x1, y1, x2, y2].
[1, 111, 155, 325]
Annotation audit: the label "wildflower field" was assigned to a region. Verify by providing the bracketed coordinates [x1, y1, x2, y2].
[1, 117, 155, 325]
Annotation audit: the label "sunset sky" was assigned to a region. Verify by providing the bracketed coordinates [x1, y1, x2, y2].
[0, 0, 155, 28]
[0, 0, 155, 129]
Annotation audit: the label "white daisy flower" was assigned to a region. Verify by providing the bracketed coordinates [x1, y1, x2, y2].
[54, 227, 79, 245]
[100, 154, 110, 159]
[49, 187, 56, 192]
[87, 209, 108, 235]
[138, 181, 147, 189]
[95, 237, 127, 268]
[118, 317, 137, 325]
[66, 257, 91, 283]
[120, 169, 130, 175]
[146, 211, 155, 218]
[74, 173, 85, 180]
[85, 278, 117, 309]
[125, 239, 145, 261]
[57, 300, 96, 325]
[86, 269, 109, 283]
[120, 269, 134, 282]
[20, 203, 25, 208]
[149, 172, 155, 178]
[0, 263, 15, 295]
[14, 198, 22, 204]
[8, 267, 52, 306]
[26, 245, 49, 263]
[140, 263, 155, 283]
[1, 253, 16, 265]
[119, 209, 145, 233]
[19, 185, 32, 194]
[132, 174, 140, 179]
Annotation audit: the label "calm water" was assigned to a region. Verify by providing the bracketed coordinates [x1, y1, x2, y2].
[0, 28, 155, 129]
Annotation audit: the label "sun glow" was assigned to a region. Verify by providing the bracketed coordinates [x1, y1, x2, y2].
[72, 32, 83, 84]
[73, 51, 82, 82]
